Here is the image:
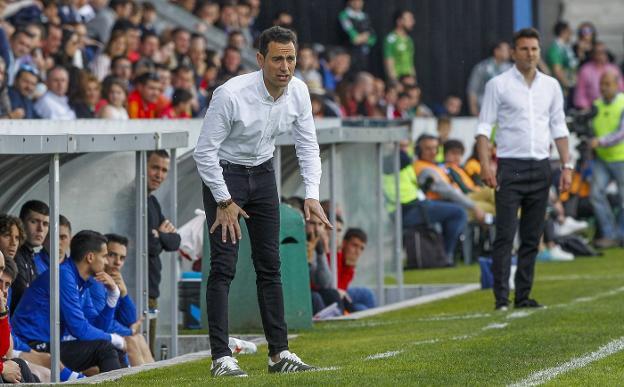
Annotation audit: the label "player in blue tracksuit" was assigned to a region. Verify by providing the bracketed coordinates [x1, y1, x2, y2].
[89, 233, 154, 365]
[11, 230, 126, 373]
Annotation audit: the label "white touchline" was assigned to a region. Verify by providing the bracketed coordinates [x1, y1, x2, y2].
[508, 336, 624, 387]
[365, 351, 403, 360]
[483, 323, 508, 330]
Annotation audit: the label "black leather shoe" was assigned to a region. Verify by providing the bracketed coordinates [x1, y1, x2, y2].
[514, 298, 544, 308]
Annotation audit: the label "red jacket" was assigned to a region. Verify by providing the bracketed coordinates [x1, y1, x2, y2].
[0, 315, 10, 374]
[329, 251, 355, 291]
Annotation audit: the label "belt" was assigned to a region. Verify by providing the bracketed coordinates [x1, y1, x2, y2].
[219, 158, 273, 172]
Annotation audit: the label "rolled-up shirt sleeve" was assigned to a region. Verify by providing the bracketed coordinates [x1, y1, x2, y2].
[193, 87, 233, 202]
[292, 92, 322, 200]
[475, 79, 498, 139]
[549, 82, 570, 139]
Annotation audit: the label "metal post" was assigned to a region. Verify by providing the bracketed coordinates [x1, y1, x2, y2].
[135, 151, 148, 339]
[329, 143, 338, 288]
[169, 149, 179, 357]
[376, 143, 385, 306]
[49, 154, 60, 383]
[394, 142, 404, 301]
[274, 147, 282, 200]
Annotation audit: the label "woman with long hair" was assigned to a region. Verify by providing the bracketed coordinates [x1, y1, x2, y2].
[90, 30, 128, 81]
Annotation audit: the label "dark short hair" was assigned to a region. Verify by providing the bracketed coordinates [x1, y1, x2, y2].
[0, 215, 25, 246]
[46, 65, 68, 80]
[173, 64, 194, 76]
[393, 9, 410, 26]
[443, 139, 465, 155]
[111, 55, 131, 68]
[19, 200, 49, 221]
[553, 21, 570, 37]
[134, 71, 160, 85]
[11, 28, 34, 41]
[2, 257, 18, 282]
[512, 28, 540, 48]
[147, 149, 170, 160]
[491, 40, 509, 54]
[344, 228, 367, 244]
[59, 214, 71, 232]
[172, 88, 193, 106]
[258, 26, 297, 57]
[141, 30, 159, 43]
[71, 230, 107, 263]
[171, 27, 190, 38]
[105, 233, 129, 247]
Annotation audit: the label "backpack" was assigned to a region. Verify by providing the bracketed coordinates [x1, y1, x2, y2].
[403, 225, 448, 269]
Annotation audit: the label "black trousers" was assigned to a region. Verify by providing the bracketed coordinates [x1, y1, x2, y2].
[492, 158, 551, 306]
[203, 159, 288, 360]
[1, 358, 40, 383]
[29, 339, 122, 372]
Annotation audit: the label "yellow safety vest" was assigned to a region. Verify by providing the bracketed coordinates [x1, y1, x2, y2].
[593, 93, 624, 162]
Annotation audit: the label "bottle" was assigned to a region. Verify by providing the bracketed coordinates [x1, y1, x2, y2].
[160, 344, 168, 360]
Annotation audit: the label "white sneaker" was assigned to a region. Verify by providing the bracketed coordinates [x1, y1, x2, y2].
[554, 217, 589, 237]
[211, 356, 247, 377]
[549, 245, 574, 261]
[229, 337, 257, 355]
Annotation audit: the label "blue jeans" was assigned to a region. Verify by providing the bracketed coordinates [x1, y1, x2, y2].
[590, 158, 624, 240]
[346, 287, 376, 312]
[402, 200, 468, 258]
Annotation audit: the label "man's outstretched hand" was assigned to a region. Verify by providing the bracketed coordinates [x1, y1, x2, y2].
[304, 199, 333, 229]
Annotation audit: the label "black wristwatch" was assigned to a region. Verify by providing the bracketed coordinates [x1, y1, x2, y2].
[218, 198, 233, 209]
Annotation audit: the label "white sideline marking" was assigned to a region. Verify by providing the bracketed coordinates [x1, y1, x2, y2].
[420, 313, 491, 322]
[483, 323, 508, 330]
[540, 274, 624, 282]
[411, 339, 440, 346]
[365, 350, 403, 360]
[507, 311, 534, 319]
[312, 367, 341, 372]
[508, 336, 624, 387]
[451, 334, 474, 341]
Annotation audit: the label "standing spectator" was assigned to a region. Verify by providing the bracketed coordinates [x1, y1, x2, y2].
[320, 47, 351, 92]
[10, 200, 49, 313]
[34, 66, 77, 120]
[127, 72, 162, 119]
[338, 0, 376, 72]
[90, 30, 127, 81]
[383, 9, 415, 82]
[589, 71, 624, 248]
[9, 66, 39, 118]
[145, 150, 181, 354]
[98, 77, 128, 119]
[466, 41, 511, 116]
[574, 42, 624, 110]
[573, 22, 596, 66]
[546, 21, 577, 102]
[294, 45, 323, 90]
[70, 72, 101, 118]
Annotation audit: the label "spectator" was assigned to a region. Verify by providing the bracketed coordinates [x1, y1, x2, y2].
[7, 28, 34, 85]
[70, 72, 101, 118]
[546, 21, 577, 102]
[272, 10, 293, 30]
[335, 228, 376, 312]
[227, 30, 246, 51]
[338, 0, 376, 72]
[392, 91, 411, 118]
[127, 72, 162, 119]
[342, 71, 375, 117]
[8, 65, 38, 118]
[0, 214, 25, 261]
[109, 55, 132, 88]
[194, 1, 220, 28]
[159, 88, 193, 118]
[146, 150, 181, 354]
[295, 45, 323, 90]
[34, 66, 76, 119]
[138, 31, 160, 65]
[140, 2, 158, 35]
[172, 64, 204, 115]
[414, 134, 490, 225]
[574, 42, 624, 110]
[128, 1, 143, 27]
[11, 230, 126, 374]
[169, 27, 192, 69]
[464, 141, 497, 187]
[90, 30, 127, 81]
[87, 0, 131, 45]
[434, 95, 462, 117]
[54, 28, 83, 96]
[382, 81, 401, 118]
[466, 41, 511, 116]
[36, 214, 72, 275]
[0, 57, 23, 119]
[383, 9, 415, 82]
[573, 21, 597, 66]
[89, 233, 154, 366]
[156, 63, 173, 99]
[589, 71, 624, 248]
[217, 45, 243, 85]
[42, 23, 63, 67]
[320, 47, 350, 92]
[236, 1, 256, 48]
[435, 116, 451, 162]
[189, 33, 207, 77]
[406, 85, 432, 117]
[11, 200, 49, 313]
[71, 22, 92, 68]
[98, 77, 129, 119]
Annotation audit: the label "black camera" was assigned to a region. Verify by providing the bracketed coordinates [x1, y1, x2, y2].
[566, 107, 597, 139]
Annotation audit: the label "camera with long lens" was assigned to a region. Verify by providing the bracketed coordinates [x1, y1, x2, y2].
[566, 107, 598, 165]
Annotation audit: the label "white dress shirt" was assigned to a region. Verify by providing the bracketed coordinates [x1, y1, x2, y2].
[194, 70, 322, 202]
[34, 91, 77, 120]
[476, 66, 569, 159]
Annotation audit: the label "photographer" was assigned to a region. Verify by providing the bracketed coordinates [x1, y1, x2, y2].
[589, 71, 624, 248]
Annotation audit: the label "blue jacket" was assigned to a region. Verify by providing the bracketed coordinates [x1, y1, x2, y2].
[89, 280, 137, 337]
[33, 249, 49, 276]
[11, 260, 115, 344]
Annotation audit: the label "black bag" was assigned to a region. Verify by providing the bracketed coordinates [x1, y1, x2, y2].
[403, 225, 448, 269]
[557, 235, 601, 257]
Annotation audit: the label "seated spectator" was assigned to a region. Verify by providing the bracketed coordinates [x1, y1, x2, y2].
[216, 1, 240, 34]
[140, 2, 158, 34]
[70, 72, 101, 118]
[90, 30, 127, 81]
[11, 230, 126, 374]
[138, 31, 160, 65]
[169, 27, 192, 70]
[159, 88, 193, 119]
[383, 141, 467, 265]
[156, 63, 174, 99]
[236, 1, 256, 48]
[110, 55, 133, 90]
[406, 85, 432, 117]
[272, 10, 294, 30]
[295, 45, 323, 89]
[127, 71, 163, 119]
[342, 71, 375, 117]
[9, 65, 40, 118]
[0, 57, 24, 119]
[216, 45, 244, 85]
[7, 28, 35, 86]
[464, 142, 497, 187]
[414, 135, 490, 225]
[98, 77, 129, 119]
[435, 116, 451, 162]
[11, 200, 49, 313]
[227, 30, 246, 51]
[433, 95, 462, 117]
[189, 33, 208, 76]
[320, 47, 350, 92]
[53, 28, 83, 96]
[392, 91, 411, 118]
[334, 228, 376, 312]
[172, 64, 205, 115]
[35, 214, 72, 275]
[88, 234, 154, 366]
[574, 42, 624, 109]
[0, 251, 40, 384]
[194, 1, 221, 28]
[34, 66, 77, 120]
[0, 214, 25, 262]
[42, 24, 63, 71]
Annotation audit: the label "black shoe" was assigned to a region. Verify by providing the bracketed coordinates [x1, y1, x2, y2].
[514, 298, 544, 308]
[268, 351, 316, 373]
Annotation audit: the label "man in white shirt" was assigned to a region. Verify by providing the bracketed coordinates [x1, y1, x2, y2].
[34, 66, 76, 120]
[194, 26, 331, 377]
[475, 28, 572, 311]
